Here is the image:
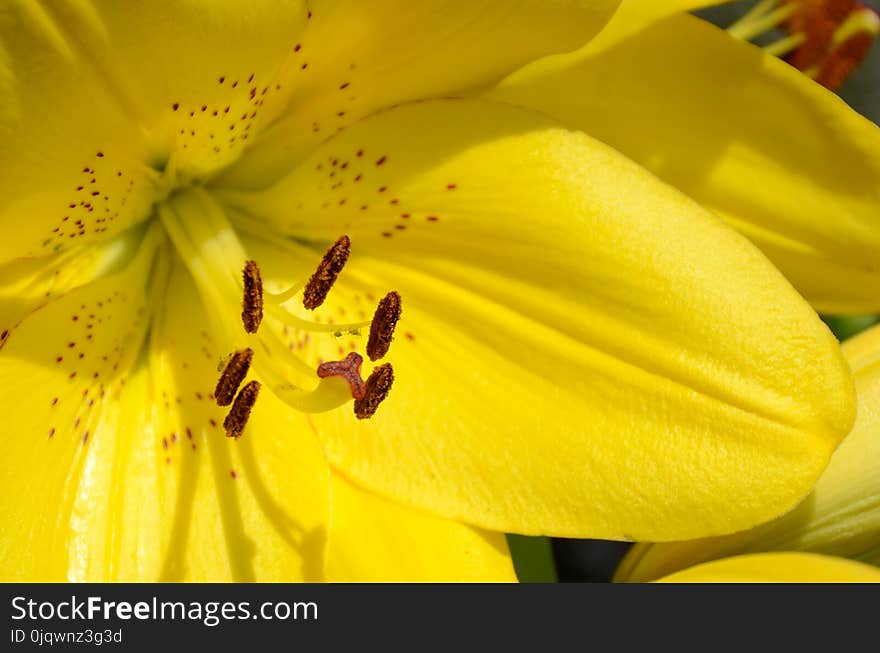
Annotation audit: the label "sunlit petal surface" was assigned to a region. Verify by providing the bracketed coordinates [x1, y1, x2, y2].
[223, 98, 854, 540]
[617, 323, 880, 583]
[491, 8, 880, 313]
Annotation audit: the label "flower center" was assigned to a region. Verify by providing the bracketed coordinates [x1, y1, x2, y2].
[726, 0, 879, 90]
[158, 186, 400, 438]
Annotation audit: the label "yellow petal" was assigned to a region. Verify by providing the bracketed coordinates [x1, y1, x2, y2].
[0, 0, 313, 260]
[617, 323, 880, 583]
[1, 0, 620, 259]
[325, 473, 515, 582]
[66, 1, 313, 179]
[489, 12, 880, 313]
[0, 239, 330, 580]
[138, 262, 330, 582]
[0, 2, 158, 261]
[0, 225, 147, 345]
[577, 0, 729, 43]
[221, 98, 854, 540]
[0, 226, 159, 579]
[218, 0, 622, 187]
[655, 552, 880, 583]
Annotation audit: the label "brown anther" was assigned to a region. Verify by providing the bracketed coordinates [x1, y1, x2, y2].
[214, 348, 254, 406]
[814, 3, 880, 91]
[302, 235, 351, 310]
[367, 291, 401, 361]
[317, 351, 366, 400]
[786, 0, 856, 70]
[784, 0, 878, 88]
[223, 380, 261, 439]
[354, 363, 394, 420]
[241, 260, 263, 333]
[815, 27, 876, 90]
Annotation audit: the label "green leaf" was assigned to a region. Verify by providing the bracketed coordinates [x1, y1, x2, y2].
[506, 534, 558, 583]
[822, 315, 879, 342]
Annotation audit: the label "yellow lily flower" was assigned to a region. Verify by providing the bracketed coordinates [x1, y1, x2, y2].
[655, 552, 880, 582]
[0, 1, 858, 581]
[616, 323, 880, 583]
[490, 0, 880, 313]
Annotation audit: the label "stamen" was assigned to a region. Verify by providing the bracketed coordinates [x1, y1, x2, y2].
[317, 351, 366, 400]
[728, 1, 797, 40]
[214, 348, 254, 406]
[223, 380, 261, 439]
[367, 291, 402, 361]
[816, 29, 876, 89]
[727, 0, 878, 90]
[354, 363, 394, 420]
[265, 281, 304, 305]
[763, 32, 807, 57]
[814, 7, 880, 90]
[302, 235, 351, 310]
[785, 0, 857, 70]
[241, 260, 263, 333]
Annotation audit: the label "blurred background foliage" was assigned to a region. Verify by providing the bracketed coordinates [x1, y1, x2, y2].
[507, 0, 880, 582]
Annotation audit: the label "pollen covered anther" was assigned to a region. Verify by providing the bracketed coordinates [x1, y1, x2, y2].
[317, 351, 366, 400]
[816, 29, 875, 89]
[242, 260, 263, 333]
[354, 363, 394, 420]
[813, 6, 880, 90]
[214, 348, 254, 406]
[367, 291, 402, 361]
[302, 235, 351, 310]
[223, 380, 261, 439]
[729, 0, 879, 90]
